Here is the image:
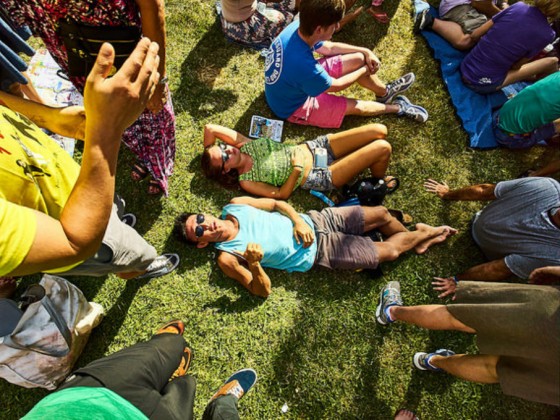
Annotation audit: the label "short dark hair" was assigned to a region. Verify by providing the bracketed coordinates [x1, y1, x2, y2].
[201, 146, 240, 189]
[299, 0, 345, 37]
[173, 212, 197, 246]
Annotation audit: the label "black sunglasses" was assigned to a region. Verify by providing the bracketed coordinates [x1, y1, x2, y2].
[194, 213, 205, 238]
[219, 143, 229, 172]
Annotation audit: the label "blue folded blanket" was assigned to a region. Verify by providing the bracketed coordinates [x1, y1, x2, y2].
[414, 1, 509, 149]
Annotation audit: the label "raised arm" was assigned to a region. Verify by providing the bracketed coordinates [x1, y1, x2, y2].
[136, 0, 167, 113]
[8, 39, 160, 276]
[424, 179, 497, 201]
[217, 246, 272, 298]
[0, 91, 86, 140]
[203, 123, 251, 149]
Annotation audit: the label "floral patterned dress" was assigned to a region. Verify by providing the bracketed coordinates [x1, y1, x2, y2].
[0, 0, 176, 195]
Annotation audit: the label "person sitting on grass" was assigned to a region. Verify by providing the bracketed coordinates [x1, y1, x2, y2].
[376, 280, 560, 406]
[264, 0, 428, 129]
[414, 0, 508, 50]
[424, 177, 560, 298]
[459, 0, 559, 94]
[492, 72, 560, 148]
[201, 123, 392, 199]
[0, 40, 179, 299]
[23, 320, 257, 420]
[173, 196, 457, 298]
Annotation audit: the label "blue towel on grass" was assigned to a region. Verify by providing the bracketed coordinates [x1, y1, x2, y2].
[414, 1, 509, 149]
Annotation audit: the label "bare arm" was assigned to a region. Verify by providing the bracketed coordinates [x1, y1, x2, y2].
[231, 196, 314, 247]
[424, 179, 497, 201]
[239, 169, 302, 199]
[203, 123, 251, 149]
[136, 0, 167, 113]
[529, 160, 560, 177]
[432, 259, 513, 298]
[470, 19, 493, 43]
[472, 0, 502, 17]
[217, 248, 272, 298]
[8, 40, 160, 276]
[317, 42, 380, 73]
[0, 91, 86, 140]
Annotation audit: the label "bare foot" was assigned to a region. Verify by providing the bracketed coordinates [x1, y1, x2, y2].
[337, 6, 364, 32]
[0, 277, 17, 298]
[395, 409, 418, 420]
[414, 224, 458, 254]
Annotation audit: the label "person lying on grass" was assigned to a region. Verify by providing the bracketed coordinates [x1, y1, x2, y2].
[174, 197, 457, 297]
[376, 280, 559, 406]
[201, 123, 393, 199]
[424, 177, 560, 298]
[264, 0, 428, 129]
[459, 0, 559, 94]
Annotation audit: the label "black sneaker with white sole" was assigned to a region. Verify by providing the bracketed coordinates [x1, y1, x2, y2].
[394, 95, 429, 123]
[413, 8, 434, 34]
[377, 72, 416, 104]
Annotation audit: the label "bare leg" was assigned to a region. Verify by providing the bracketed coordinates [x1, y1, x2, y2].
[430, 354, 500, 383]
[337, 6, 364, 32]
[501, 57, 559, 87]
[376, 224, 456, 263]
[345, 98, 400, 117]
[327, 123, 388, 157]
[431, 19, 475, 50]
[329, 140, 392, 184]
[390, 304, 476, 333]
[362, 206, 408, 235]
[118, 270, 146, 280]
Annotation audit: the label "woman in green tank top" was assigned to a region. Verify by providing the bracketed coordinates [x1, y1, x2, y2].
[201, 123, 393, 199]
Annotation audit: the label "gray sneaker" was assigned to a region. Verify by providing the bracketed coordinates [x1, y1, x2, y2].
[136, 253, 180, 280]
[413, 349, 455, 371]
[394, 95, 429, 123]
[413, 8, 434, 34]
[376, 281, 403, 325]
[377, 72, 416, 104]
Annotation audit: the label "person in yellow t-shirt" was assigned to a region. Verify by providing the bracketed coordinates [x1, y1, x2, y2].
[0, 39, 178, 296]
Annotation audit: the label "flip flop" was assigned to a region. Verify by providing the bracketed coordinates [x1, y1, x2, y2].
[131, 162, 149, 182]
[148, 179, 164, 196]
[366, 7, 390, 24]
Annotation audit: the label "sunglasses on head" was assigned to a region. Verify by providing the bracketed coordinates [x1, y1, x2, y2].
[219, 143, 229, 172]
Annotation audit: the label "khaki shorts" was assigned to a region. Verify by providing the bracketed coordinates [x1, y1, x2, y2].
[442, 4, 488, 34]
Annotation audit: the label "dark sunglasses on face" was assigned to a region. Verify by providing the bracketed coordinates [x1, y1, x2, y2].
[194, 213, 205, 238]
[219, 143, 229, 172]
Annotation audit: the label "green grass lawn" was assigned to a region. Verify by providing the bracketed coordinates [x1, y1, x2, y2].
[1, 0, 559, 418]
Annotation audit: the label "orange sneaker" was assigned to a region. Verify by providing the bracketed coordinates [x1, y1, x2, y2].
[170, 346, 193, 380]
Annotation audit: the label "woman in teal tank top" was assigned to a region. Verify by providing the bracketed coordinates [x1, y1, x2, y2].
[201, 123, 392, 199]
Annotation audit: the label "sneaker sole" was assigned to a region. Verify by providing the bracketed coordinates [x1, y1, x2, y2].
[413, 352, 429, 370]
[375, 287, 388, 325]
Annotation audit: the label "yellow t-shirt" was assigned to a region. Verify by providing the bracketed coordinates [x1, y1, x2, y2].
[0, 105, 80, 275]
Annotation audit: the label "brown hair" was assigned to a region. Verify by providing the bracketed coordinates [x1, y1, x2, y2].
[201, 146, 240, 189]
[535, 0, 560, 19]
[298, 0, 346, 37]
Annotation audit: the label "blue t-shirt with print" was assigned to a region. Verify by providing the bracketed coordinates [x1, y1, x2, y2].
[214, 204, 317, 273]
[264, 20, 332, 119]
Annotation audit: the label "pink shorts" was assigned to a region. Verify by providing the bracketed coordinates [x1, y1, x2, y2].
[287, 55, 347, 129]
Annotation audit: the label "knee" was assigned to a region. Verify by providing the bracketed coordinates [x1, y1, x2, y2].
[376, 139, 392, 158]
[366, 123, 388, 139]
[382, 246, 400, 262]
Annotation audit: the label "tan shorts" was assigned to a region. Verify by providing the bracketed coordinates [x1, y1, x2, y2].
[442, 4, 488, 34]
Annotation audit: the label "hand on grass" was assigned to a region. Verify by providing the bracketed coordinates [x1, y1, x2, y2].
[293, 219, 315, 248]
[424, 179, 450, 198]
[432, 277, 457, 300]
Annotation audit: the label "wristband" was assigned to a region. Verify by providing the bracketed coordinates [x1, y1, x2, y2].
[294, 165, 303, 169]
[158, 76, 168, 86]
[453, 276, 459, 284]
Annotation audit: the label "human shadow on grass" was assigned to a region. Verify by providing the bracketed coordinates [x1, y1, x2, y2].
[174, 20, 246, 119]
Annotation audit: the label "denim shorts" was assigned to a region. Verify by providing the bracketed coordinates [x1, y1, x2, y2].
[301, 135, 336, 191]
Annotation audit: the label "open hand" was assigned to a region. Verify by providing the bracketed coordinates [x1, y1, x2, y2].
[424, 179, 450, 198]
[293, 219, 315, 248]
[432, 277, 457, 299]
[83, 38, 160, 138]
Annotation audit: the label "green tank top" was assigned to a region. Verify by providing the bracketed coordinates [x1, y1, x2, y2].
[239, 138, 299, 188]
